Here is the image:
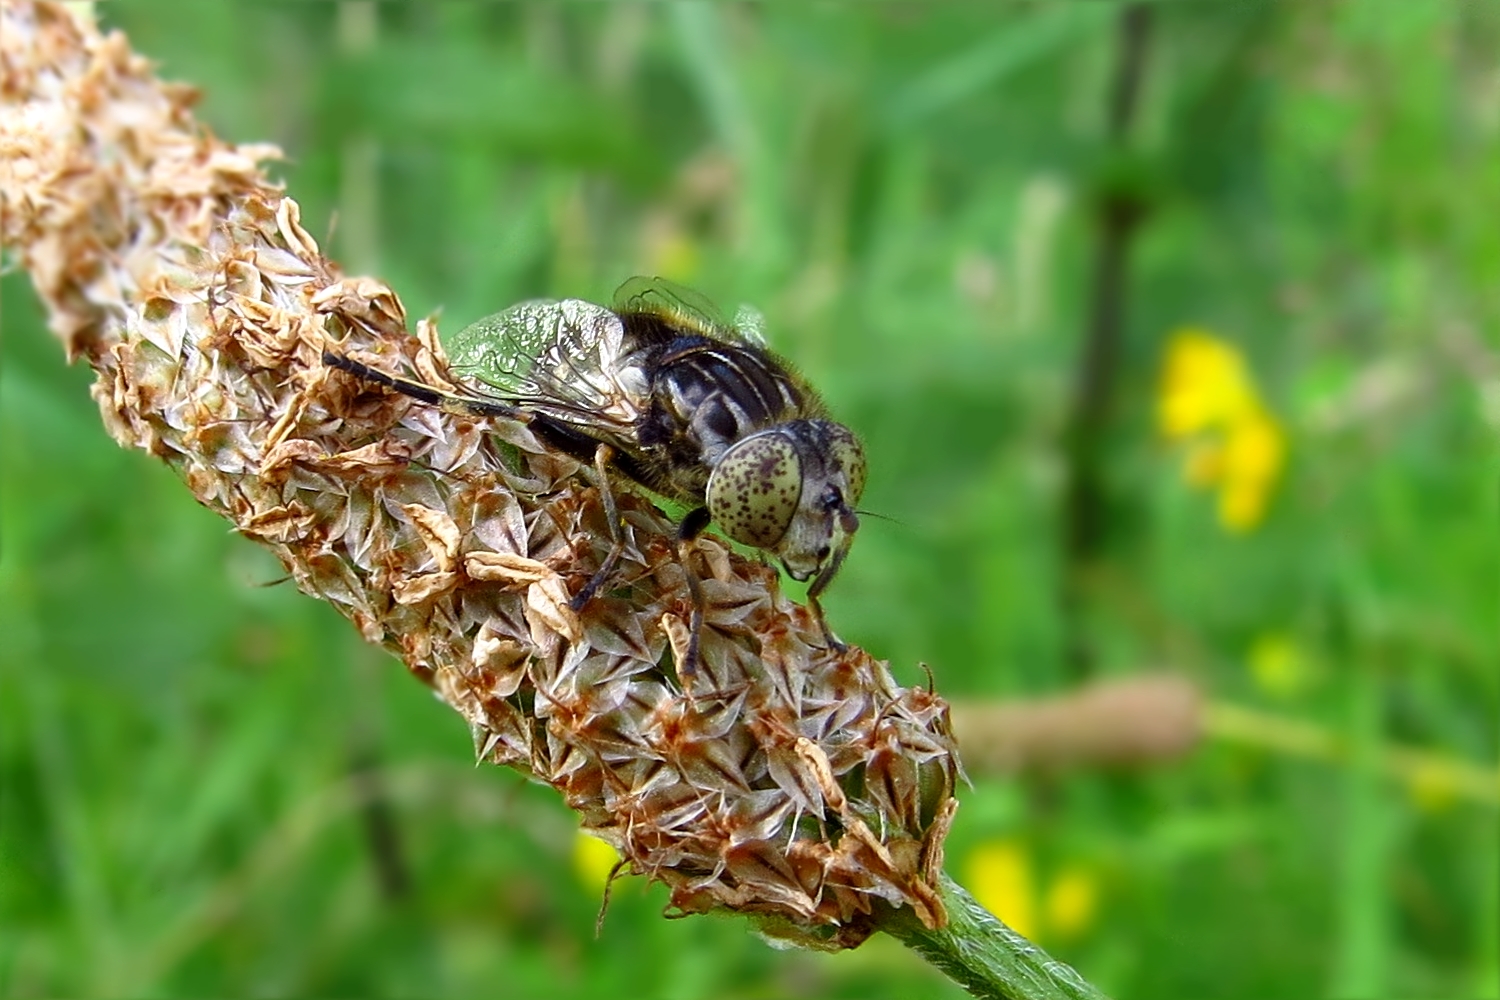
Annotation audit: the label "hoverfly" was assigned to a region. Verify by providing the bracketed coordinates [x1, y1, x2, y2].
[323, 277, 865, 678]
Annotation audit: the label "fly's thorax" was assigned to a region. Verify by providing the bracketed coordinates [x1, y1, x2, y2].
[653, 340, 809, 469]
[705, 419, 866, 581]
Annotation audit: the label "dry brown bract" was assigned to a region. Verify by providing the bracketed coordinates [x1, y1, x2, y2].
[1, 0, 958, 947]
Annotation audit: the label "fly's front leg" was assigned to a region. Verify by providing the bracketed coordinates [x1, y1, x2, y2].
[806, 546, 850, 655]
[674, 506, 713, 681]
[570, 444, 627, 611]
[806, 593, 846, 655]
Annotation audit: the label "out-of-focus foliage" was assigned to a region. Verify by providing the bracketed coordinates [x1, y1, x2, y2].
[2, 3, 1495, 998]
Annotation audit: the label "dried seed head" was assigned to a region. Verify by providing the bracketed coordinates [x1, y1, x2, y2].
[2, 0, 960, 946]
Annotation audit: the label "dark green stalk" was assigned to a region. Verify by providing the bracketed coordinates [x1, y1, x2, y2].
[881, 873, 1112, 1000]
[1060, 2, 1154, 678]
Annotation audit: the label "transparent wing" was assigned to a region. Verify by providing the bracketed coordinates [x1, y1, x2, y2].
[612, 275, 767, 348]
[730, 303, 768, 347]
[443, 298, 649, 430]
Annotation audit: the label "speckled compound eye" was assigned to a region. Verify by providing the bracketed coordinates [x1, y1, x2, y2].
[707, 432, 803, 549]
[826, 424, 866, 505]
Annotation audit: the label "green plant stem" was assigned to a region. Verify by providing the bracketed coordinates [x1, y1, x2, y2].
[881, 873, 1111, 1000]
[1060, 1, 1153, 678]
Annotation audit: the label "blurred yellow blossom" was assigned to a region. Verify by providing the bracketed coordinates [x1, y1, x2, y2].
[1158, 328, 1286, 532]
[1217, 413, 1285, 530]
[1158, 329, 1259, 433]
[1043, 864, 1100, 941]
[572, 831, 620, 891]
[639, 213, 701, 284]
[966, 839, 1038, 940]
[966, 840, 1102, 943]
[1407, 760, 1460, 815]
[1181, 439, 1225, 487]
[1248, 632, 1312, 700]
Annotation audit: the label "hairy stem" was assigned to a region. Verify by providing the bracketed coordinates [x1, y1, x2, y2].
[881, 873, 1112, 1000]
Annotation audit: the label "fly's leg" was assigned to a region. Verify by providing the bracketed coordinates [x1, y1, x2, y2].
[326, 352, 631, 611]
[570, 444, 627, 611]
[324, 351, 449, 406]
[674, 506, 713, 681]
[806, 542, 851, 655]
[806, 593, 846, 655]
[322, 351, 524, 420]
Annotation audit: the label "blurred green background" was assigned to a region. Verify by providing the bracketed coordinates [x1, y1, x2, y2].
[3, 2, 1497, 997]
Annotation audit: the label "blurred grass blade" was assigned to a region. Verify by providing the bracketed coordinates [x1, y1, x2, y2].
[1328, 669, 1392, 999]
[883, 4, 1116, 131]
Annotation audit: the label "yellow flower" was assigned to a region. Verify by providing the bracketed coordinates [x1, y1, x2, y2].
[966, 839, 1038, 941]
[1217, 411, 1285, 532]
[1043, 864, 1100, 941]
[639, 214, 701, 284]
[1407, 760, 1459, 815]
[1158, 328, 1286, 532]
[1158, 328, 1259, 436]
[1247, 632, 1311, 700]
[572, 831, 621, 891]
[1182, 439, 1226, 487]
[967, 840, 1106, 943]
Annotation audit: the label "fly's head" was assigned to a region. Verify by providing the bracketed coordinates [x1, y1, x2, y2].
[706, 420, 866, 598]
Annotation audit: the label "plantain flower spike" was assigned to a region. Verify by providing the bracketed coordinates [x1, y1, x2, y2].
[0, 0, 959, 949]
